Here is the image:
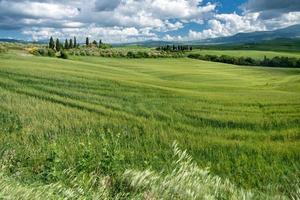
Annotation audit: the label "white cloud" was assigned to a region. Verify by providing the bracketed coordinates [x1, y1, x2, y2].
[184, 11, 300, 41]
[22, 26, 158, 43]
[0, 0, 299, 42]
[0, 0, 217, 42]
[0, 1, 79, 20]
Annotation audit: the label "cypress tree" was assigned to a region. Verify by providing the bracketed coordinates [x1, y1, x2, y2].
[69, 39, 73, 49]
[74, 37, 77, 48]
[49, 37, 55, 49]
[98, 40, 102, 48]
[64, 39, 69, 49]
[55, 38, 60, 51]
[86, 37, 89, 46]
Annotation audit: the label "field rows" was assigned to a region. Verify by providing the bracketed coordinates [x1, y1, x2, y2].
[0, 52, 300, 195]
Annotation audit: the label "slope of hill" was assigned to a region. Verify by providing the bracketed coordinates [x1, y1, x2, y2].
[115, 24, 300, 47]
[192, 38, 300, 52]
[0, 50, 299, 198]
[204, 24, 300, 44]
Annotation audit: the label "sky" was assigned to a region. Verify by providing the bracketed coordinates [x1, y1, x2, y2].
[0, 0, 299, 43]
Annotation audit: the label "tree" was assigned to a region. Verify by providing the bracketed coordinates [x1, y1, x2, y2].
[64, 39, 69, 49]
[74, 37, 77, 48]
[86, 37, 89, 46]
[98, 40, 102, 48]
[49, 37, 55, 49]
[92, 40, 98, 46]
[69, 39, 73, 49]
[55, 38, 61, 51]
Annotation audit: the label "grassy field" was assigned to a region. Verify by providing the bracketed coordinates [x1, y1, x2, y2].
[0, 50, 300, 198]
[190, 49, 300, 59]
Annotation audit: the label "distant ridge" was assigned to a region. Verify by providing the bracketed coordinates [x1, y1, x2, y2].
[0, 38, 46, 44]
[201, 24, 300, 44]
[114, 24, 300, 47]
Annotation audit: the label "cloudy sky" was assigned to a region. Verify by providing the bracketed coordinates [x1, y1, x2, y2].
[0, 0, 299, 43]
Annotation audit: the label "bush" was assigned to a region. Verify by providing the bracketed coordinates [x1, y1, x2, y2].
[99, 43, 112, 49]
[37, 48, 48, 56]
[47, 49, 56, 57]
[59, 51, 69, 59]
[127, 51, 135, 58]
[0, 45, 7, 53]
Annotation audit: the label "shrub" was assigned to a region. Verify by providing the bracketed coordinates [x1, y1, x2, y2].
[127, 51, 135, 58]
[99, 43, 112, 49]
[0, 45, 7, 53]
[47, 49, 56, 57]
[37, 48, 48, 56]
[59, 51, 69, 59]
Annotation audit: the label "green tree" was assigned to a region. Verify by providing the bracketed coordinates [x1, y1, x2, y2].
[55, 39, 61, 51]
[49, 37, 55, 49]
[86, 37, 89, 46]
[74, 37, 77, 48]
[98, 40, 102, 48]
[92, 40, 98, 46]
[69, 39, 73, 49]
[64, 39, 69, 49]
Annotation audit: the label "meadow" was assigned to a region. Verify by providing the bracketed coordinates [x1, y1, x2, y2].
[190, 49, 300, 59]
[0, 48, 299, 199]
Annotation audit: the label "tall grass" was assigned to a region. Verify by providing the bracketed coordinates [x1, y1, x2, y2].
[1, 142, 294, 199]
[0, 50, 299, 197]
[124, 142, 289, 200]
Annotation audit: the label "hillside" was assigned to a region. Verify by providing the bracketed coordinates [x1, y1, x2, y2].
[203, 24, 300, 44]
[0, 50, 299, 198]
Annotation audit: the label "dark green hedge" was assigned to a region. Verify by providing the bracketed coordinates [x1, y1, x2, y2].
[188, 54, 300, 68]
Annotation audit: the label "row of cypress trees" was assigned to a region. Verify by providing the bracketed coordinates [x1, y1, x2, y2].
[157, 45, 193, 52]
[85, 37, 103, 48]
[49, 37, 78, 51]
[49, 37, 104, 50]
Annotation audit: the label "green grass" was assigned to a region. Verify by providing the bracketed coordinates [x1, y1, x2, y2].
[190, 49, 300, 59]
[0, 50, 299, 198]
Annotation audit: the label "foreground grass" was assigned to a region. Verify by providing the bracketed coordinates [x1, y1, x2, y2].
[0, 51, 299, 198]
[0, 142, 289, 199]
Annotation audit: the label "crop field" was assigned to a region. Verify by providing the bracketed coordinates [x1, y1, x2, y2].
[0, 50, 300, 198]
[191, 49, 300, 59]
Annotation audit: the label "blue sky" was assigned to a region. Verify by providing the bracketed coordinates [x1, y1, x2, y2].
[0, 0, 299, 43]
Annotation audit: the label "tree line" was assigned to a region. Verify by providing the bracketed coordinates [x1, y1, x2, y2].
[49, 37, 106, 51]
[156, 45, 192, 52]
[188, 53, 300, 68]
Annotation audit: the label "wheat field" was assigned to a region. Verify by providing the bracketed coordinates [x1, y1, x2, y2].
[0, 50, 299, 198]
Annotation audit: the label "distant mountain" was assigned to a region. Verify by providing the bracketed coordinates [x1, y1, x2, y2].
[194, 24, 300, 44]
[115, 24, 300, 47]
[0, 38, 26, 43]
[0, 38, 46, 44]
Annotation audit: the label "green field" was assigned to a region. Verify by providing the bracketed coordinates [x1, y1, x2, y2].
[191, 49, 300, 59]
[0, 50, 300, 198]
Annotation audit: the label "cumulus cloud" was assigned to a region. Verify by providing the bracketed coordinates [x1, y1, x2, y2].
[22, 26, 157, 43]
[180, 0, 300, 41]
[0, 0, 299, 42]
[0, 1, 79, 19]
[242, 0, 300, 20]
[243, 0, 300, 13]
[0, 0, 217, 42]
[95, 0, 121, 11]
